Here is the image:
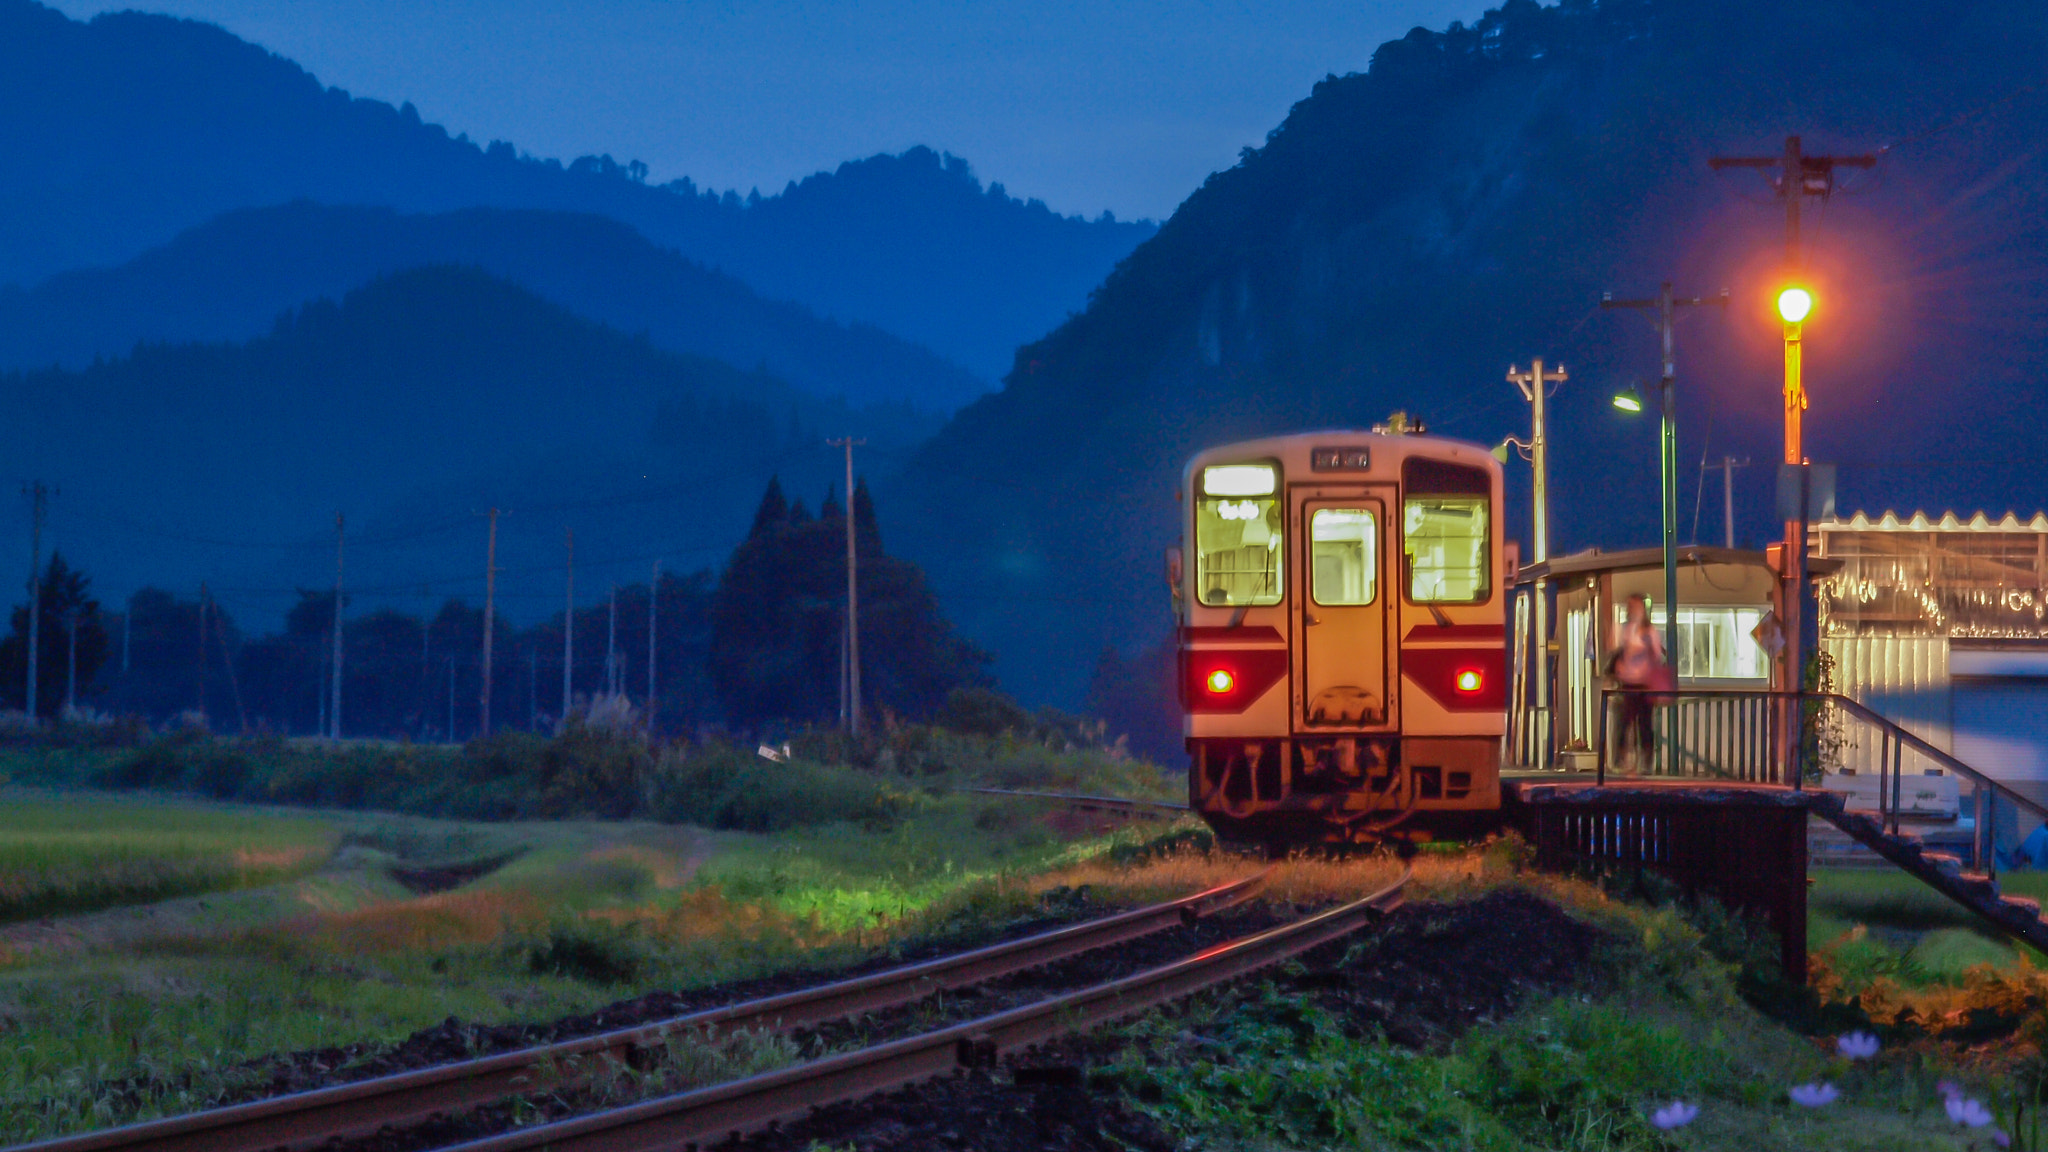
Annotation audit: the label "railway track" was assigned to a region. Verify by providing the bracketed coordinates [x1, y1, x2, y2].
[437, 865, 1408, 1152]
[15, 872, 1265, 1152]
[961, 787, 1190, 817]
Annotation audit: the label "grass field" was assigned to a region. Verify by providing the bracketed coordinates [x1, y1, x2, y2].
[5, 772, 2047, 1149]
[0, 790, 340, 925]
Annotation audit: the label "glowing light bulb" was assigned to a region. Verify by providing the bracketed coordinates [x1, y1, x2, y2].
[1206, 669, 1235, 694]
[1777, 287, 1813, 323]
[1454, 669, 1483, 693]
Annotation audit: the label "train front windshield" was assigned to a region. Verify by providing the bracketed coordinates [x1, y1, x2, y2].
[1195, 463, 1282, 606]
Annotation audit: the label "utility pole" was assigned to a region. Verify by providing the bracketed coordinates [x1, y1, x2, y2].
[1505, 360, 1566, 765]
[447, 655, 456, 741]
[329, 513, 345, 740]
[197, 582, 210, 719]
[1702, 457, 1751, 548]
[1601, 283, 1728, 685]
[646, 560, 660, 731]
[828, 438, 866, 735]
[21, 482, 51, 723]
[561, 528, 575, 724]
[121, 593, 131, 676]
[606, 585, 619, 698]
[478, 509, 500, 736]
[1712, 136, 1874, 772]
[62, 607, 77, 716]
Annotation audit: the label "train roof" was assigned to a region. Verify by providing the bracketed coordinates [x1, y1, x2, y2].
[1183, 429, 1498, 479]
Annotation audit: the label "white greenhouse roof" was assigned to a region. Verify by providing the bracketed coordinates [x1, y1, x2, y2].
[1820, 511, 2048, 533]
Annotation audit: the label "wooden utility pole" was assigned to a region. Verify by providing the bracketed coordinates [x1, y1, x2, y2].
[1601, 283, 1728, 683]
[121, 593, 131, 675]
[1701, 456, 1751, 548]
[606, 585, 619, 698]
[828, 438, 866, 735]
[561, 528, 575, 724]
[1505, 360, 1566, 764]
[646, 560, 660, 730]
[479, 509, 501, 736]
[329, 513, 345, 739]
[21, 482, 50, 722]
[1711, 136, 1874, 770]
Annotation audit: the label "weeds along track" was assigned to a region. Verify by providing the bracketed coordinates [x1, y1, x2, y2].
[431, 866, 1409, 1152]
[11, 872, 1269, 1152]
[433, 866, 1410, 1152]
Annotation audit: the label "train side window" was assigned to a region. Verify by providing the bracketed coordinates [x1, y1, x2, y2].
[1195, 463, 1282, 606]
[1310, 508, 1377, 605]
[1402, 459, 1491, 603]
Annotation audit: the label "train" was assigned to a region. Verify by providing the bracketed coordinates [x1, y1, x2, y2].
[1174, 428, 1511, 847]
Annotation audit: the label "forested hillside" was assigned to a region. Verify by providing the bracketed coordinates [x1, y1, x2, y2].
[0, 203, 982, 409]
[0, 2, 1153, 385]
[0, 266, 935, 620]
[895, 0, 2048, 703]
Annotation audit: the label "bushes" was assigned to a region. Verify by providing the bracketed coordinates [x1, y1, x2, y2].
[79, 706, 1174, 835]
[648, 744, 915, 832]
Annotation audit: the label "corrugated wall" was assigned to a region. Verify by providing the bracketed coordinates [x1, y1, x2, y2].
[1824, 635, 1952, 773]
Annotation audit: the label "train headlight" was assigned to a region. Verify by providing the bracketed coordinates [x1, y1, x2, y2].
[1205, 668, 1236, 694]
[1454, 668, 1484, 694]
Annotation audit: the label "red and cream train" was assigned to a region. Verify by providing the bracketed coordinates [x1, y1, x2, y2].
[1175, 430, 1511, 846]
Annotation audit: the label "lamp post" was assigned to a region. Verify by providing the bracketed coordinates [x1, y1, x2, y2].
[1777, 286, 1812, 777]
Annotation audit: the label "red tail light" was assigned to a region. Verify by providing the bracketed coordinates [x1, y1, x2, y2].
[1454, 668, 1483, 694]
[1183, 648, 1288, 713]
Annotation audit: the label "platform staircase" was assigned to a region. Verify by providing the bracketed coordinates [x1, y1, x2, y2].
[1807, 792, 2048, 953]
[1572, 688, 2048, 955]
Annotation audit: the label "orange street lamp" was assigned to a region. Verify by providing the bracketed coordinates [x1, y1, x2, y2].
[1776, 284, 1812, 775]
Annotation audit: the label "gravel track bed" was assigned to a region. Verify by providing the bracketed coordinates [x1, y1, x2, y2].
[319, 902, 1307, 1152]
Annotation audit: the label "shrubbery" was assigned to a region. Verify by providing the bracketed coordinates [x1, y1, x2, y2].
[80, 687, 1175, 834]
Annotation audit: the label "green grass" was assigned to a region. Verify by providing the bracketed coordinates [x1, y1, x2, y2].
[0, 790, 340, 924]
[0, 782, 1174, 1142]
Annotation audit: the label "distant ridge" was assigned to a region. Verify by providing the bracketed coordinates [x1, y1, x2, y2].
[0, 266, 938, 618]
[0, 202, 986, 410]
[0, 1, 1154, 382]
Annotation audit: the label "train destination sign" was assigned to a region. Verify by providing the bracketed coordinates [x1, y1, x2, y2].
[1311, 446, 1371, 471]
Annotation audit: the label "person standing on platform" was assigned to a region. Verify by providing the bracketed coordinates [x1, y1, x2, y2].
[1611, 593, 1671, 772]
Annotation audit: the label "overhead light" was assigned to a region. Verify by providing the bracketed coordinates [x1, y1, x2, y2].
[1612, 384, 1644, 413]
[1777, 286, 1813, 324]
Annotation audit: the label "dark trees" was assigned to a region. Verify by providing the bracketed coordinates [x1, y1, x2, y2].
[0, 553, 110, 716]
[711, 478, 989, 731]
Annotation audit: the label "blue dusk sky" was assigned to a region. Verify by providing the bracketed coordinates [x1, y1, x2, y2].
[49, 0, 1480, 220]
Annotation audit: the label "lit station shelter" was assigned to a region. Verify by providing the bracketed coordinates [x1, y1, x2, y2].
[1506, 546, 1778, 770]
[1817, 511, 2048, 816]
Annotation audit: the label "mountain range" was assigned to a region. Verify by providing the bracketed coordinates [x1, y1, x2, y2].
[0, 202, 984, 410]
[0, 266, 936, 616]
[0, 0, 1153, 386]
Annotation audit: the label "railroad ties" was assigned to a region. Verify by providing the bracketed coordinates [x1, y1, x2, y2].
[14, 865, 1408, 1152]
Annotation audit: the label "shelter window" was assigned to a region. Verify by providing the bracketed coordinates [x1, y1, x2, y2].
[1402, 459, 1490, 603]
[1196, 463, 1282, 606]
[1625, 605, 1768, 680]
[1311, 508, 1378, 606]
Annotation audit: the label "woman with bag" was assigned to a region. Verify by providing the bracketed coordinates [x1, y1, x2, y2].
[1610, 594, 1672, 771]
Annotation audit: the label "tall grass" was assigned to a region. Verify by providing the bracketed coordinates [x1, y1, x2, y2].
[0, 793, 336, 924]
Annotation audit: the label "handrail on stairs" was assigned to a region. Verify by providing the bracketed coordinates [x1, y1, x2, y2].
[1591, 686, 2048, 881]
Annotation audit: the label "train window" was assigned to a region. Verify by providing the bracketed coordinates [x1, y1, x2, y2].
[1402, 458, 1491, 603]
[1195, 497, 1282, 605]
[1310, 508, 1377, 605]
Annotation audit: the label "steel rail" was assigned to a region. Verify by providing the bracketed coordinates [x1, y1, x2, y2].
[12, 873, 1266, 1152]
[441, 866, 1408, 1152]
[961, 787, 1190, 814]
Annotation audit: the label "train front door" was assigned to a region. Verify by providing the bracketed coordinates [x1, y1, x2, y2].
[1293, 490, 1395, 731]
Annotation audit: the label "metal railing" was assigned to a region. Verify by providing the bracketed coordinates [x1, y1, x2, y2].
[1596, 688, 1791, 785]
[1591, 688, 2048, 879]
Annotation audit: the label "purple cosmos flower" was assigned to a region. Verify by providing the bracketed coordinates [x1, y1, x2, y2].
[1789, 1082, 1840, 1108]
[1835, 1030, 1880, 1060]
[1650, 1101, 1698, 1130]
[1938, 1080, 1965, 1100]
[1992, 1130, 2012, 1148]
[1947, 1095, 1996, 1128]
